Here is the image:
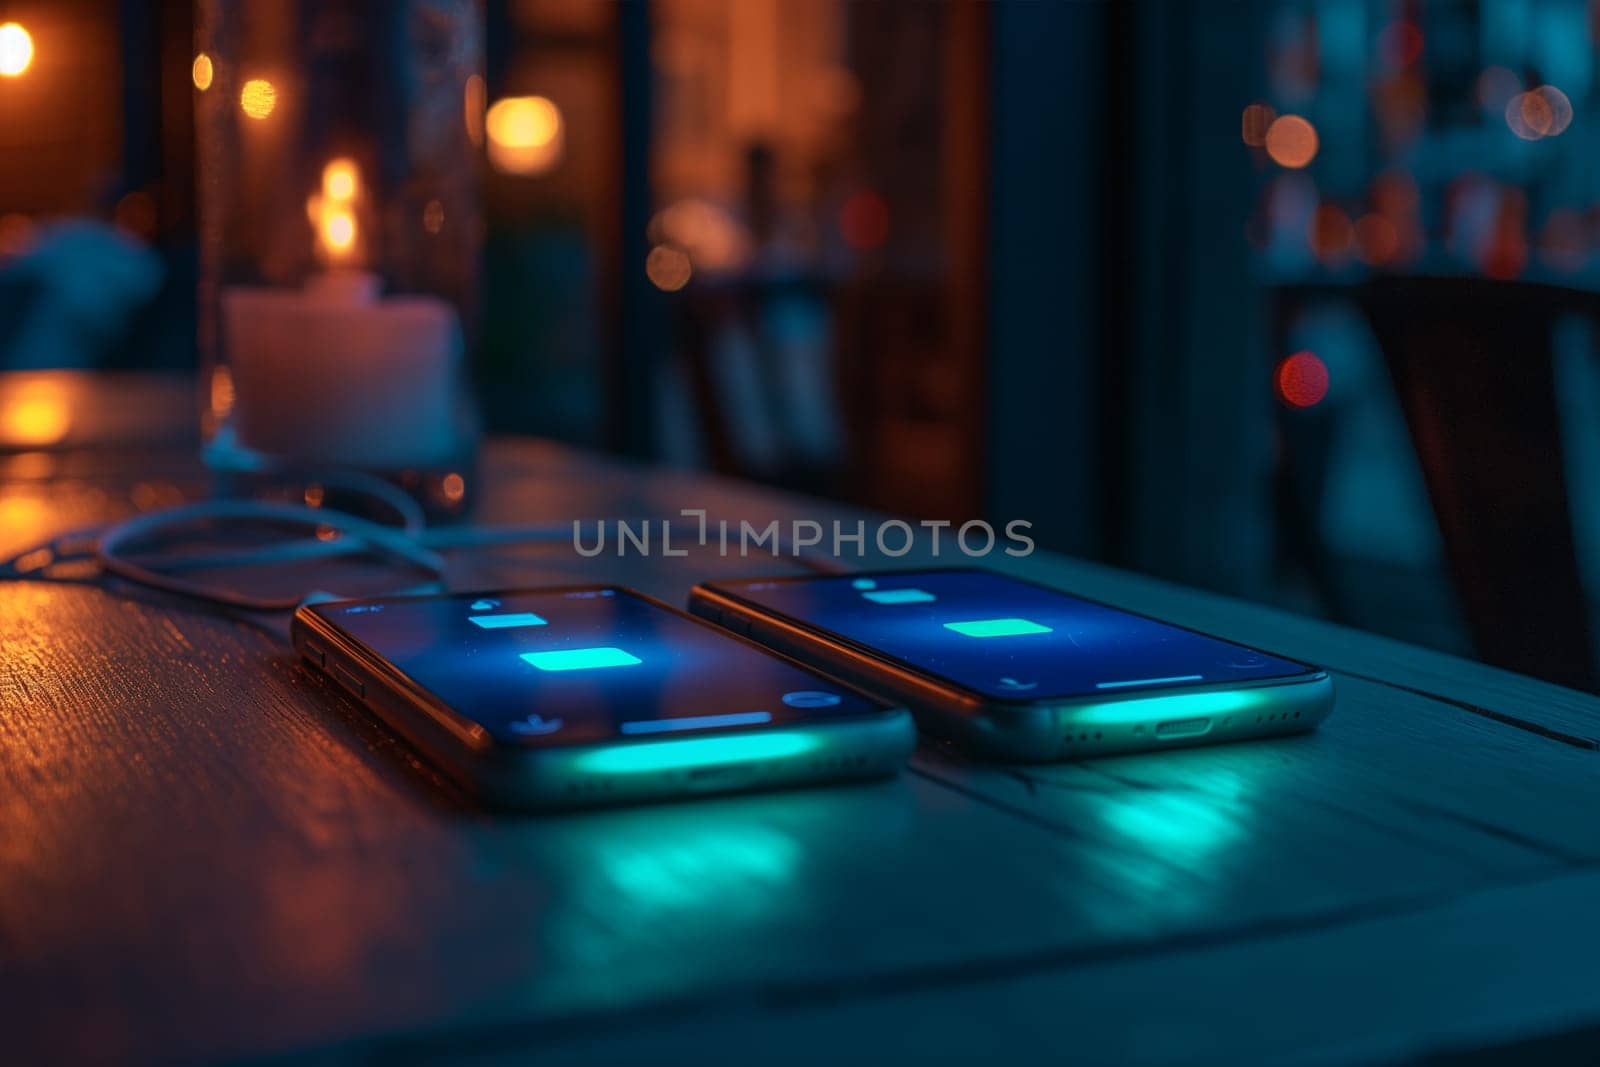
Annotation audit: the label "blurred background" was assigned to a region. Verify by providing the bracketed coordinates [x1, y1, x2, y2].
[3, 0, 1600, 693]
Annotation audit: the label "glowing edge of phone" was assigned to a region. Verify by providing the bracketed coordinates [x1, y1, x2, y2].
[1067, 688, 1272, 726]
[572, 731, 820, 775]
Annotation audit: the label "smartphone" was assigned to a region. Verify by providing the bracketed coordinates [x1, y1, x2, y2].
[292, 586, 915, 808]
[689, 568, 1333, 761]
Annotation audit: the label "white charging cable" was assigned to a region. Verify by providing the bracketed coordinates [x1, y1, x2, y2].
[1, 469, 843, 611]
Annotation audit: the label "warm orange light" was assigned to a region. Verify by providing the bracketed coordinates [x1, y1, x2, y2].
[322, 158, 359, 202]
[422, 199, 444, 234]
[192, 53, 213, 91]
[1241, 102, 1276, 147]
[441, 473, 466, 503]
[1505, 86, 1573, 141]
[1308, 204, 1354, 263]
[1265, 115, 1318, 168]
[307, 192, 358, 262]
[322, 207, 356, 253]
[1536, 86, 1573, 136]
[648, 199, 750, 273]
[645, 245, 692, 292]
[240, 78, 276, 120]
[209, 366, 235, 419]
[0, 22, 32, 77]
[464, 74, 486, 147]
[486, 95, 564, 175]
[0, 380, 72, 446]
[1511, 91, 1552, 139]
[308, 159, 362, 264]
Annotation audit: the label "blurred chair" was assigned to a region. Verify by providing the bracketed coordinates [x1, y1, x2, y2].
[1279, 278, 1597, 691]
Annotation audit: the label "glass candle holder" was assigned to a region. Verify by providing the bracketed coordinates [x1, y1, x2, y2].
[195, 0, 484, 516]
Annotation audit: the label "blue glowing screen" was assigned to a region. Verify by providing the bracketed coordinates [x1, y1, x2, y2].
[716, 569, 1314, 700]
[313, 588, 884, 746]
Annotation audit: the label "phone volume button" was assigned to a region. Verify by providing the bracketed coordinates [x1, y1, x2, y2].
[331, 661, 366, 699]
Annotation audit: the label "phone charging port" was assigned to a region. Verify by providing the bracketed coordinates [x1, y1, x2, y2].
[1155, 716, 1212, 739]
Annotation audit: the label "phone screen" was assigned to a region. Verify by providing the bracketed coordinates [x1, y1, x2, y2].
[717, 569, 1315, 701]
[312, 588, 885, 746]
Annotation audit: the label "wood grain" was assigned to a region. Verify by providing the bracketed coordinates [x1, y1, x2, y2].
[5, 436, 1600, 1065]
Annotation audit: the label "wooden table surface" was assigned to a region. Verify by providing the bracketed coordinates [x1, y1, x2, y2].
[5, 420, 1600, 1065]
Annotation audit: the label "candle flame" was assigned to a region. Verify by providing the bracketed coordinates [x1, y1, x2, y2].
[323, 208, 356, 253]
[322, 158, 359, 203]
[0, 23, 33, 78]
[310, 158, 362, 264]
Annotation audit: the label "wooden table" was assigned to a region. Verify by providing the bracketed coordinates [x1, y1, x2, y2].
[5, 420, 1600, 1064]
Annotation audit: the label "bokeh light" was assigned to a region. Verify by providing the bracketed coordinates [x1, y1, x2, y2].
[422, 199, 444, 235]
[646, 245, 692, 291]
[322, 208, 356, 254]
[1507, 86, 1573, 140]
[1355, 213, 1399, 267]
[1241, 102, 1276, 147]
[1308, 204, 1354, 263]
[463, 75, 486, 147]
[322, 158, 359, 203]
[209, 366, 235, 420]
[1264, 115, 1318, 168]
[486, 95, 564, 176]
[648, 198, 749, 273]
[1275, 351, 1329, 408]
[1536, 85, 1573, 136]
[1377, 21, 1422, 69]
[192, 53, 213, 91]
[0, 379, 72, 446]
[0, 23, 33, 77]
[240, 78, 277, 120]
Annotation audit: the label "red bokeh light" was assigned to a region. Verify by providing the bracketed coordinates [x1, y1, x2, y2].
[839, 191, 889, 250]
[1378, 21, 1423, 68]
[1309, 204, 1354, 263]
[1276, 351, 1329, 408]
[1355, 213, 1400, 266]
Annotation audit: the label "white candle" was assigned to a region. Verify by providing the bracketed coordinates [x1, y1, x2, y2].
[218, 158, 469, 469]
[222, 282, 465, 468]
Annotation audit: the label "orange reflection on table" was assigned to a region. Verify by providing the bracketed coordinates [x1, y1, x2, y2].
[0, 378, 73, 447]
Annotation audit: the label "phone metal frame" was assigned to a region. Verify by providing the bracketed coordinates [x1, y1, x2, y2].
[291, 585, 915, 809]
[688, 569, 1334, 762]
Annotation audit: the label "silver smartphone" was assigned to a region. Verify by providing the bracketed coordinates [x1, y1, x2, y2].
[293, 585, 915, 808]
[689, 568, 1334, 762]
